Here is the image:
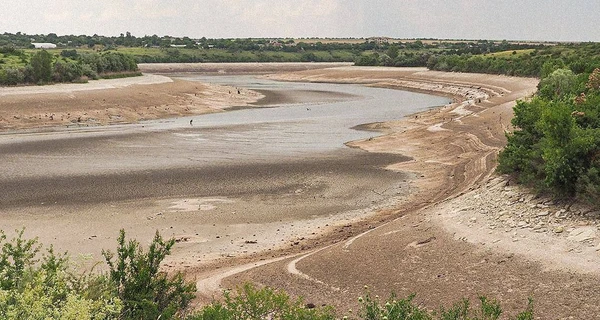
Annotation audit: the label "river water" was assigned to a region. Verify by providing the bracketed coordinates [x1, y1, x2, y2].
[0, 74, 451, 262]
[159, 75, 450, 159]
[0, 76, 449, 181]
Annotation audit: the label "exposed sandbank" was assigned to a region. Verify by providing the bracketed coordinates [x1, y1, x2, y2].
[0, 75, 261, 131]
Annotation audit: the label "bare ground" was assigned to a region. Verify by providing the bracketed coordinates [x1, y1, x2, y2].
[187, 67, 600, 319]
[0, 74, 261, 131]
[2, 64, 599, 318]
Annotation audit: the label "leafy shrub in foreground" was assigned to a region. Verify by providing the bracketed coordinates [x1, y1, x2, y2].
[357, 292, 431, 320]
[191, 284, 533, 320]
[0, 228, 197, 319]
[190, 283, 335, 320]
[103, 229, 196, 320]
[355, 291, 533, 320]
[0, 229, 122, 319]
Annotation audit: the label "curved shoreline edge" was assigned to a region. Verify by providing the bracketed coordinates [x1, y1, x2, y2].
[189, 67, 600, 319]
[187, 67, 542, 297]
[6, 64, 600, 317]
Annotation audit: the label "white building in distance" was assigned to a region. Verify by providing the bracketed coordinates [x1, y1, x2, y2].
[31, 43, 57, 49]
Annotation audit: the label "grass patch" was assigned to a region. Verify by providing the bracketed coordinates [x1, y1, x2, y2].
[487, 49, 535, 57]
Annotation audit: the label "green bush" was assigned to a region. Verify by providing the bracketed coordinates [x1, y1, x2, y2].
[191, 285, 533, 320]
[537, 68, 578, 100]
[498, 68, 600, 203]
[80, 63, 98, 80]
[30, 49, 53, 83]
[354, 291, 533, 320]
[53, 60, 83, 83]
[0, 229, 122, 319]
[0, 228, 201, 319]
[190, 283, 335, 320]
[0, 67, 25, 85]
[102, 229, 196, 320]
[356, 292, 431, 320]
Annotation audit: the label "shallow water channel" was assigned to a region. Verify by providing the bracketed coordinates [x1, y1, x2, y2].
[1, 76, 449, 181]
[164, 75, 450, 160]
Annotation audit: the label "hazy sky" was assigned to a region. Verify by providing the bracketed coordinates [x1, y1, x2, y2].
[1, 0, 598, 41]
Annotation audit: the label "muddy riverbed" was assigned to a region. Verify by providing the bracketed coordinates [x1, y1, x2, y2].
[0, 74, 448, 267]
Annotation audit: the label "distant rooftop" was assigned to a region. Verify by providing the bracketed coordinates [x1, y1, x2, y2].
[31, 43, 57, 49]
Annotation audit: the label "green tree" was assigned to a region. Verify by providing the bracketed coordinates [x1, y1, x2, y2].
[60, 49, 78, 59]
[30, 49, 53, 83]
[538, 68, 577, 100]
[386, 45, 399, 60]
[53, 60, 83, 83]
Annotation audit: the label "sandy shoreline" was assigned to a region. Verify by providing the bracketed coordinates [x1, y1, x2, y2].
[0, 74, 262, 132]
[3, 63, 600, 318]
[193, 66, 600, 318]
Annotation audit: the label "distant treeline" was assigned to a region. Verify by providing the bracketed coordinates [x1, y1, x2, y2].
[357, 42, 600, 78]
[428, 43, 600, 77]
[0, 31, 552, 67]
[0, 31, 529, 53]
[355, 40, 543, 67]
[0, 48, 138, 86]
[2, 31, 599, 89]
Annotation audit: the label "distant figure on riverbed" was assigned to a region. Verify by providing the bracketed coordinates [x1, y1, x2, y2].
[190, 119, 193, 126]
